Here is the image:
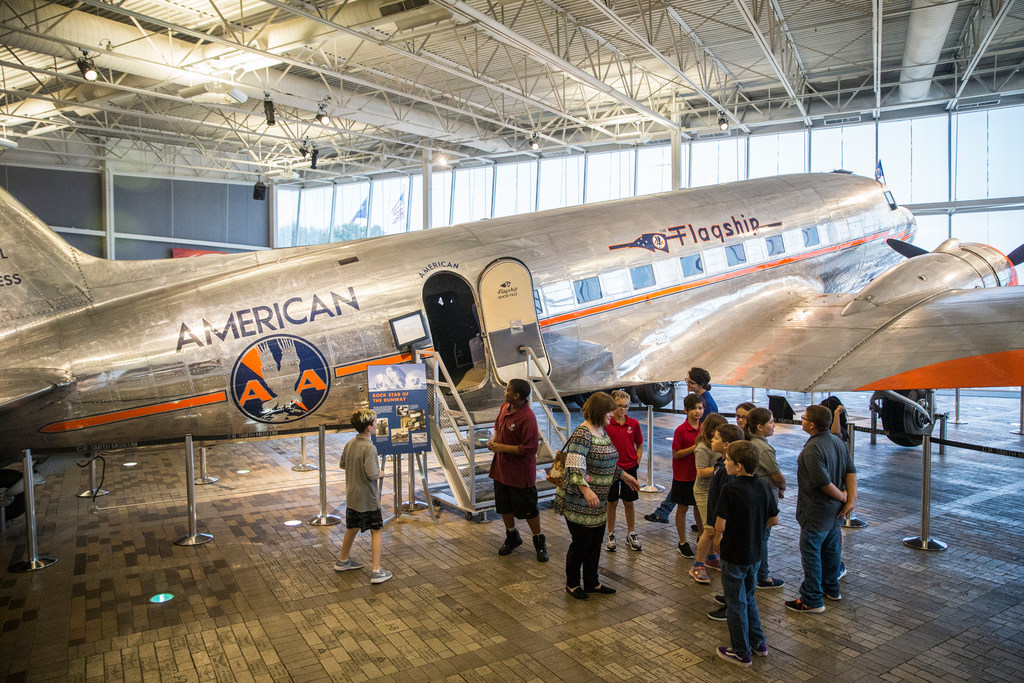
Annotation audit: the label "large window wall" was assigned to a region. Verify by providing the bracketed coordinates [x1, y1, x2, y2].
[276, 105, 1024, 274]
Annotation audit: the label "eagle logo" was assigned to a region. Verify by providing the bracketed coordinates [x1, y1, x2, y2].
[230, 335, 330, 423]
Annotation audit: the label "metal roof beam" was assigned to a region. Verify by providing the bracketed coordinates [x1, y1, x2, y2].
[947, 0, 1017, 109]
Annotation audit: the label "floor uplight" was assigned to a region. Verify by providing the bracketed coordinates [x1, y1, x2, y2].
[149, 593, 174, 603]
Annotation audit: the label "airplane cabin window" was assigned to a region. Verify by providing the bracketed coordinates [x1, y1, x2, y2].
[765, 235, 785, 257]
[533, 289, 543, 316]
[542, 281, 575, 314]
[574, 276, 602, 304]
[782, 229, 803, 253]
[680, 254, 704, 278]
[600, 269, 632, 297]
[653, 258, 680, 285]
[802, 226, 820, 248]
[630, 264, 656, 290]
[725, 243, 747, 267]
[884, 190, 898, 210]
[702, 247, 727, 274]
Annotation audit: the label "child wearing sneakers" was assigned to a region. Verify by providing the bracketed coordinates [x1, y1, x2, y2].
[334, 408, 392, 584]
[688, 413, 727, 584]
[605, 390, 644, 552]
[704, 424, 744, 620]
[714, 441, 779, 667]
[671, 393, 703, 559]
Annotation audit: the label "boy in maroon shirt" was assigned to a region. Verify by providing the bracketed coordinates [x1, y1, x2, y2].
[605, 390, 644, 552]
[671, 393, 704, 558]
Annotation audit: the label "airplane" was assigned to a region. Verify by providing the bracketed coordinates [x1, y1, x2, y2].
[1, 171, 1023, 515]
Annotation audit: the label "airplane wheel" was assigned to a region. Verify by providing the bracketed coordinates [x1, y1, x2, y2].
[636, 382, 675, 408]
[879, 390, 930, 447]
[0, 468, 26, 521]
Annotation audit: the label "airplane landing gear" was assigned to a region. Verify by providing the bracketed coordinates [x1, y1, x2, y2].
[635, 382, 675, 408]
[875, 389, 931, 447]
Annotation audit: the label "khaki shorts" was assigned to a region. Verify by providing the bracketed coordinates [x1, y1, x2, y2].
[693, 488, 709, 525]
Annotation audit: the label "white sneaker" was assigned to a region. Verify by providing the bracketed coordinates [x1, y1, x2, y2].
[606, 533, 617, 551]
[370, 568, 393, 584]
[626, 532, 642, 551]
[333, 558, 364, 572]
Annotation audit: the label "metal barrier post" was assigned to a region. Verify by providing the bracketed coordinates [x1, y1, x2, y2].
[308, 425, 341, 526]
[76, 455, 109, 498]
[9, 449, 58, 572]
[902, 432, 947, 551]
[1015, 387, 1024, 436]
[951, 388, 964, 424]
[402, 451, 429, 512]
[195, 447, 218, 485]
[750, 387, 755, 402]
[292, 435, 317, 472]
[870, 407, 878, 445]
[174, 435, 213, 546]
[841, 422, 867, 529]
[937, 414, 947, 456]
[640, 405, 664, 492]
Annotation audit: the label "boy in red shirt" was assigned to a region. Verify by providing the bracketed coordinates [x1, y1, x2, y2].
[672, 393, 703, 557]
[605, 390, 644, 552]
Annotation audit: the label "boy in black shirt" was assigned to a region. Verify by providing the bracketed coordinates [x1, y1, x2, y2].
[714, 441, 779, 667]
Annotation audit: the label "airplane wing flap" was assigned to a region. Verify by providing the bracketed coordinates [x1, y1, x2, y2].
[0, 369, 73, 414]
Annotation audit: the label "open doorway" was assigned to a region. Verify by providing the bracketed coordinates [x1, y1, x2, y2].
[422, 272, 487, 391]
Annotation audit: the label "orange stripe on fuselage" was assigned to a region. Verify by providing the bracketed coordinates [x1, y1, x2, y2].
[334, 352, 415, 378]
[39, 392, 228, 433]
[857, 350, 1024, 391]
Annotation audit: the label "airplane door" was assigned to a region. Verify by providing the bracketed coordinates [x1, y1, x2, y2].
[477, 260, 550, 384]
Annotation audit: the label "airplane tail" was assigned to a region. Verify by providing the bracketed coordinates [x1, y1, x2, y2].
[0, 186, 94, 328]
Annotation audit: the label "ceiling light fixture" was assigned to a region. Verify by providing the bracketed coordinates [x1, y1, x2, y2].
[315, 100, 331, 125]
[310, 145, 320, 170]
[263, 93, 275, 126]
[718, 112, 729, 131]
[434, 152, 448, 166]
[299, 140, 310, 159]
[530, 133, 540, 151]
[77, 51, 98, 82]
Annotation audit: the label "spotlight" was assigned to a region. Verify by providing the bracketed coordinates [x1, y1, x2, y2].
[718, 112, 729, 131]
[434, 153, 448, 166]
[263, 93, 275, 126]
[530, 134, 540, 151]
[77, 53, 98, 82]
[315, 101, 330, 125]
[310, 145, 319, 170]
[299, 141, 310, 159]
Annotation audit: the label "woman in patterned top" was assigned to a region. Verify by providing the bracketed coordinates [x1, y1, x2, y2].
[555, 392, 640, 599]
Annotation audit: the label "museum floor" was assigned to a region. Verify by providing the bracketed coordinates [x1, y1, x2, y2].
[2, 387, 1023, 682]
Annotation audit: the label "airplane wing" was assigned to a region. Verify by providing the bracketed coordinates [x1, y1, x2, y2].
[0, 369, 74, 414]
[704, 286, 1024, 392]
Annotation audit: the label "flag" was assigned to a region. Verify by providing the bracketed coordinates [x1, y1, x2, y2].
[875, 160, 886, 185]
[391, 192, 405, 226]
[351, 197, 368, 223]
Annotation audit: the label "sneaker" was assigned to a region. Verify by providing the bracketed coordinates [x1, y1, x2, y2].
[533, 534, 549, 562]
[644, 513, 669, 523]
[785, 599, 824, 613]
[704, 556, 721, 571]
[690, 523, 699, 532]
[678, 542, 695, 559]
[626, 532, 642, 551]
[716, 646, 751, 667]
[838, 564, 848, 581]
[333, 558, 364, 572]
[369, 568, 393, 584]
[752, 642, 768, 657]
[825, 591, 842, 601]
[689, 564, 710, 584]
[707, 606, 728, 621]
[606, 533, 617, 552]
[756, 577, 785, 589]
[498, 528, 522, 556]
[713, 594, 726, 606]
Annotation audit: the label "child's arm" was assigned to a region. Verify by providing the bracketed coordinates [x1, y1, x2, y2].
[672, 444, 696, 459]
[766, 515, 779, 529]
[715, 516, 726, 534]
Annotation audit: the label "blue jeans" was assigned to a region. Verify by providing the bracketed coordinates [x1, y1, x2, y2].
[653, 493, 676, 519]
[757, 527, 772, 581]
[798, 524, 842, 608]
[721, 560, 765, 658]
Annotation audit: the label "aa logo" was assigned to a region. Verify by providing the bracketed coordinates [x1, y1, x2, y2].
[231, 335, 330, 423]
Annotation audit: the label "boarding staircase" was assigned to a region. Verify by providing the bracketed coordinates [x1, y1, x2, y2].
[424, 346, 571, 517]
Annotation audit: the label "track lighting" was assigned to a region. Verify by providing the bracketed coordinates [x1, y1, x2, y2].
[310, 145, 319, 170]
[315, 101, 330, 125]
[530, 133, 540, 151]
[77, 52, 98, 82]
[263, 93, 275, 125]
[718, 112, 729, 131]
[299, 140, 310, 159]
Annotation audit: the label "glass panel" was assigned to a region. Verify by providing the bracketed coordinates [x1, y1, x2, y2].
[765, 234, 785, 257]
[988, 107, 1024, 200]
[369, 176, 408, 236]
[810, 123, 874, 177]
[408, 174, 424, 231]
[636, 145, 671, 195]
[333, 182, 370, 241]
[574, 276, 603, 303]
[601, 269, 632, 296]
[274, 187, 300, 246]
[952, 110, 987, 200]
[294, 185, 333, 245]
[430, 170, 453, 228]
[691, 137, 746, 187]
[586, 150, 635, 203]
[452, 166, 494, 224]
[749, 131, 807, 178]
[680, 254, 704, 277]
[802, 226, 820, 247]
[913, 214, 948, 251]
[538, 156, 584, 210]
[702, 247, 727, 273]
[542, 281, 575, 314]
[725, 243, 747, 266]
[494, 161, 538, 217]
[879, 115, 948, 204]
[630, 264, 656, 289]
[533, 289, 544, 316]
[653, 258, 680, 284]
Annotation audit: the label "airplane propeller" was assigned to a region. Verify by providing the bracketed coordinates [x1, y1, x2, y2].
[885, 238, 929, 259]
[1006, 243, 1024, 267]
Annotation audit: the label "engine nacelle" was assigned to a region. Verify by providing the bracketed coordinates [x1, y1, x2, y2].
[842, 239, 1017, 316]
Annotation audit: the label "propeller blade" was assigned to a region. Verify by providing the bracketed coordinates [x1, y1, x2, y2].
[1006, 243, 1024, 267]
[886, 238, 929, 259]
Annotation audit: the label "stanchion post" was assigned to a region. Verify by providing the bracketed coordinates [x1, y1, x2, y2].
[174, 435, 213, 546]
[76, 455, 110, 498]
[1015, 387, 1024, 436]
[951, 388, 964, 424]
[401, 451, 429, 513]
[292, 435, 317, 472]
[640, 405, 664, 493]
[902, 432, 947, 551]
[9, 449, 58, 572]
[195, 447, 218, 485]
[938, 414, 947, 456]
[870, 407, 877, 445]
[308, 425, 341, 526]
[841, 422, 867, 529]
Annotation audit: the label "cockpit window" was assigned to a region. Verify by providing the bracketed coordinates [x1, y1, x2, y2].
[883, 190, 898, 210]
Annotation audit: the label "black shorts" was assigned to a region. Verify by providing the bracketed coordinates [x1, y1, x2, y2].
[670, 479, 696, 506]
[493, 480, 539, 519]
[346, 507, 383, 532]
[607, 466, 639, 503]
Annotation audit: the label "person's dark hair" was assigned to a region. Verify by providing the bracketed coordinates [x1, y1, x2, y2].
[683, 392, 701, 411]
[805, 404, 832, 432]
[583, 391, 616, 425]
[688, 366, 711, 390]
[727, 440, 758, 473]
[697, 413, 727, 447]
[820, 395, 848, 440]
[735, 401, 756, 413]
[507, 378, 531, 402]
[351, 408, 377, 433]
[745, 407, 774, 439]
[716, 423, 744, 444]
